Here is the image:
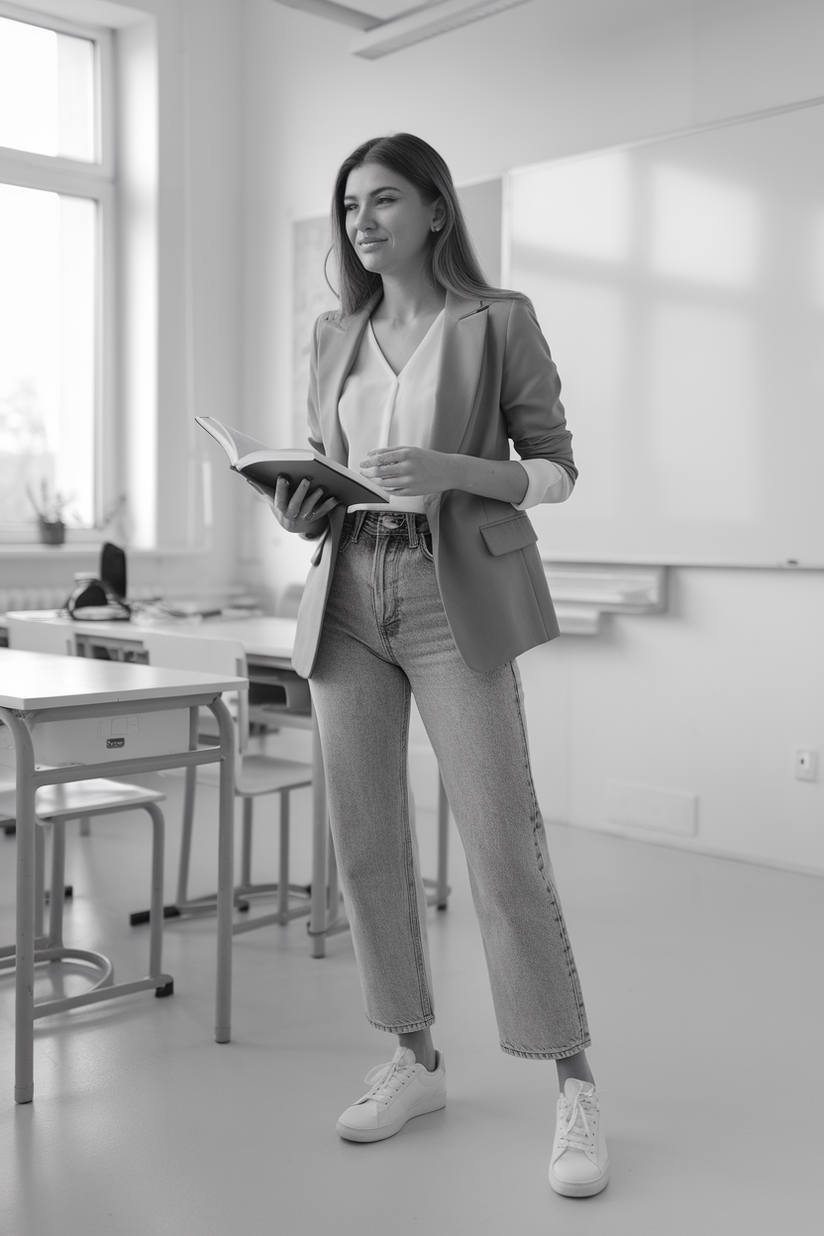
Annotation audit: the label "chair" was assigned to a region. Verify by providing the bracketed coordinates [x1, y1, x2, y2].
[0, 771, 172, 1015]
[139, 630, 314, 934]
[5, 613, 75, 657]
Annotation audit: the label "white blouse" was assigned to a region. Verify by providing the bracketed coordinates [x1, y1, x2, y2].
[338, 310, 572, 515]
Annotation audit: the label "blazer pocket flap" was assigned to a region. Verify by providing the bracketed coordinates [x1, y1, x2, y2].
[480, 513, 538, 556]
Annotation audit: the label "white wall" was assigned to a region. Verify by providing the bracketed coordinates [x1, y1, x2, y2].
[240, 0, 824, 874]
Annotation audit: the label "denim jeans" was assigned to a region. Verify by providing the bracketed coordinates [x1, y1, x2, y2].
[309, 511, 591, 1059]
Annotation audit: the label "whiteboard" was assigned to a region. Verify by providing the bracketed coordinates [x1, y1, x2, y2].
[506, 101, 824, 567]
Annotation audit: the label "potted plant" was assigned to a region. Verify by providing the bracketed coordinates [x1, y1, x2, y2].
[27, 481, 76, 545]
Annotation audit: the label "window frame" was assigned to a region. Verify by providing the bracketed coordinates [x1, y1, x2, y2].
[0, 1, 116, 543]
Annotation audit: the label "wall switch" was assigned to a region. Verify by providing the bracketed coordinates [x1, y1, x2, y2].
[795, 750, 819, 782]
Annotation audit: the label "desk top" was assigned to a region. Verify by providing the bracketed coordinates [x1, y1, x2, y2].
[0, 648, 245, 711]
[5, 612, 297, 661]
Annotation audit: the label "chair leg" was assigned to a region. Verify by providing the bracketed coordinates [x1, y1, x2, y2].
[175, 763, 198, 907]
[47, 822, 67, 951]
[240, 797, 253, 890]
[278, 790, 290, 924]
[34, 825, 46, 940]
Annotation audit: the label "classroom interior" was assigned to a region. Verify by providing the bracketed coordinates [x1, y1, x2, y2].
[1, 0, 823, 1233]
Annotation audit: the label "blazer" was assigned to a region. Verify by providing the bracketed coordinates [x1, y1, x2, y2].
[291, 288, 577, 678]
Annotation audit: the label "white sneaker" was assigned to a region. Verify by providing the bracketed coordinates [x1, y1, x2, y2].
[549, 1078, 609, 1197]
[336, 1047, 447, 1143]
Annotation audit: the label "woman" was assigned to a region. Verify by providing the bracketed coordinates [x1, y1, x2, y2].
[268, 133, 608, 1199]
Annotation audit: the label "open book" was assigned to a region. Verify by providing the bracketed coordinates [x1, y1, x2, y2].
[196, 416, 389, 507]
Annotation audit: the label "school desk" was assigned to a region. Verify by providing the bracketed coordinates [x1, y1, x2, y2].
[0, 648, 244, 1103]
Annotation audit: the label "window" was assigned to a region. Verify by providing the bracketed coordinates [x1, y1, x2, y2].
[0, 6, 113, 538]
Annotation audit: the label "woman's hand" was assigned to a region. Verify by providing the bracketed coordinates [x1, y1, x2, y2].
[248, 476, 338, 538]
[359, 447, 460, 497]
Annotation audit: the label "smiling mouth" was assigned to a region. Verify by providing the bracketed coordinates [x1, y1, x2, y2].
[359, 239, 385, 247]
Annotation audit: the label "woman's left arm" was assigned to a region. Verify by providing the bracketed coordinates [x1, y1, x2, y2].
[359, 448, 530, 503]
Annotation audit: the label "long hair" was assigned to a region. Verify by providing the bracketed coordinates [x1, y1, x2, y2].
[330, 133, 523, 316]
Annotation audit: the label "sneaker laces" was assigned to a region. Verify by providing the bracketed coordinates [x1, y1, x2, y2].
[358, 1055, 417, 1107]
[557, 1087, 598, 1154]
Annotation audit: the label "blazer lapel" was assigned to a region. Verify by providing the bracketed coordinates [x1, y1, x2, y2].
[429, 290, 489, 455]
[315, 292, 381, 465]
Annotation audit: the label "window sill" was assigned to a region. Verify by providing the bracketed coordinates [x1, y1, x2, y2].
[0, 542, 211, 559]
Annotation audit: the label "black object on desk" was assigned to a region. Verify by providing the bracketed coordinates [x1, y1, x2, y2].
[101, 541, 127, 601]
[65, 543, 130, 622]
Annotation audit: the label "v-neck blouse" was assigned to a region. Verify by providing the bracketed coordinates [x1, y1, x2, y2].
[339, 311, 444, 514]
[337, 309, 571, 515]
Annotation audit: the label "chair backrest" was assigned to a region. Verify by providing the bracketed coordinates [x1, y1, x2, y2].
[139, 630, 249, 764]
[7, 614, 75, 656]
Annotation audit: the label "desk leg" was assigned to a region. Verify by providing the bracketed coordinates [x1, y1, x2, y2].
[309, 714, 329, 959]
[209, 697, 235, 1043]
[2, 711, 37, 1103]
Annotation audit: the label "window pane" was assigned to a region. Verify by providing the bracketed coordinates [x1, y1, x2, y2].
[0, 17, 95, 162]
[0, 184, 96, 527]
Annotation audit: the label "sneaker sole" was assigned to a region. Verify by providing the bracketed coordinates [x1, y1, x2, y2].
[548, 1162, 610, 1198]
[336, 1091, 447, 1143]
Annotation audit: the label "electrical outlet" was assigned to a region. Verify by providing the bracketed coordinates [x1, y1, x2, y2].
[795, 749, 819, 782]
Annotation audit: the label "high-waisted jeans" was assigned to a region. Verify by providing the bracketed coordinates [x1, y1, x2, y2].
[309, 510, 591, 1059]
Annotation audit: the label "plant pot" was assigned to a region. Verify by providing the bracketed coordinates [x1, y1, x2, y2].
[38, 519, 66, 546]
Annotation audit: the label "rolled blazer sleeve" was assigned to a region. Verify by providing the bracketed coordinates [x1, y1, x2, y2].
[513, 458, 573, 510]
[500, 297, 577, 491]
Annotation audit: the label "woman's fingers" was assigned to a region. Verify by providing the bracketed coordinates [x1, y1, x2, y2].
[313, 494, 339, 518]
[360, 449, 407, 489]
[298, 482, 335, 519]
[282, 476, 320, 519]
[274, 474, 294, 515]
[275, 475, 337, 529]
[282, 475, 312, 519]
[361, 448, 403, 471]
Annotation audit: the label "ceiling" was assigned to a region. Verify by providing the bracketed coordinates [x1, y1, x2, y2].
[277, 0, 703, 26]
[337, 0, 444, 19]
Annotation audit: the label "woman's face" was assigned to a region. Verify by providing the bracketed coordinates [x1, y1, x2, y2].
[344, 163, 441, 282]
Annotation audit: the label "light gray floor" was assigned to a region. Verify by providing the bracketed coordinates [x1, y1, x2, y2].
[0, 759, 821, 1236]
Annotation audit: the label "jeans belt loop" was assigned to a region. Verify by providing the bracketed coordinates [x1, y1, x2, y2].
[405, 513, 418, 548]
[350, 510, 367, 542]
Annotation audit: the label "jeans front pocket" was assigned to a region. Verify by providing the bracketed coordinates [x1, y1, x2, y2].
[418, 531, 435, 562]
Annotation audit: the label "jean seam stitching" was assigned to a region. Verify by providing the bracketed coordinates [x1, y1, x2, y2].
[499, 1038, 592, 1060]
[507, 661, 590, 1044]
[399, 681, 434, 1022]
